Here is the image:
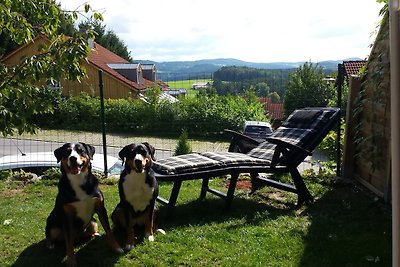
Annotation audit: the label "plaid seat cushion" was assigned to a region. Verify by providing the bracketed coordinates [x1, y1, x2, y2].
[270, 127, 316, 147]
[282, 108, 333, 131]
[246, 142, 276, 161]
[200, 152, 271, 166]
[153, 151, 272, 175]
[282, 109, 322, 129]
[152, 153, 222, 175]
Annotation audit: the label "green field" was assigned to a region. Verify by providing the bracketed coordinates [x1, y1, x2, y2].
[165, 79, 212, 97]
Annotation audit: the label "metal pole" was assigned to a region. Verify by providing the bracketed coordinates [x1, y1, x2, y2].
[98, 70, 108, 177]
[336, 64, 343, 177]
[390, 1, 400, 266]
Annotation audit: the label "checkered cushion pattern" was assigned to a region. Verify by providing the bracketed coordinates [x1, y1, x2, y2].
[247, 109, 337, 162]
[246, 142, 276, 161]
[270, 127, 315, 147]
[282, 108, 333, 131]
[152, 153, 222, 174]
[152, 152, 271, 175]
[200, 152, 271, 166]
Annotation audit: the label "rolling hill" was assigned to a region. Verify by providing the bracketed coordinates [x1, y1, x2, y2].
[135, 58, 360, 81]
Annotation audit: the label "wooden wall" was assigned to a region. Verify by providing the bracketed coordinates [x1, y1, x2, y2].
[61, 62, 137, 99]
[342, 13, 391, 200]
[2, 37, 48, 65]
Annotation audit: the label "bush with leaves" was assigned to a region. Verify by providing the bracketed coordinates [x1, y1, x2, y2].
[32, 89, 269, 139]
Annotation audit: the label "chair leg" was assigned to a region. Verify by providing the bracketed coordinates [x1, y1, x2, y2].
[200, 178, 209, 199]
[250, 172, 260, 193]
[225, 173, 239, 210]
[290, 168, 313, 206]
[167, 180, 182, 215]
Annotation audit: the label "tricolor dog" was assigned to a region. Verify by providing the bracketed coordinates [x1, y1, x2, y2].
[45, 142, 123, 267]
[111, 142, 161, 250]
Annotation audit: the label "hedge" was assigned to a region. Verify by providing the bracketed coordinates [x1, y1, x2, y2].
[33, 91, 269, 139]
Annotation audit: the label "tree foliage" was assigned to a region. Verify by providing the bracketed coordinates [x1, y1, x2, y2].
[79, 20, 132, 62]
[213, 66, 292, 97]
[284, 62, 335, 115]
[0, 0, 102, 136]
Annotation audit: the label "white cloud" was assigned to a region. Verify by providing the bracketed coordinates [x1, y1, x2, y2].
[58, 0, 385, 62]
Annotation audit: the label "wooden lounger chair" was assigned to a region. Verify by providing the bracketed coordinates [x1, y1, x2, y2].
[152, 107, 340, 215]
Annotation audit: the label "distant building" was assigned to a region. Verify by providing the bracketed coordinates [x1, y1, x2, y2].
[191, 82, 210, 90]
[141, 63, 157, 82]
[164, 89, 187, 98]
[342, 60, 367, 79]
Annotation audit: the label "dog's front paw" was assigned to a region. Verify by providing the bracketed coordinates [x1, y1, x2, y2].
[147, 235, 154, 242]
[66, 256, 77, 267]
[124, 244, 134, 251]
[114, 246, 124, 254]
[46, 240, 55, 250]
[109, 239, 124, 254]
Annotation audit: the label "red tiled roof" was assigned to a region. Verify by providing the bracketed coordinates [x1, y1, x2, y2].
[267, 103, 284, 120]
[88, 42, 147, 91]
[259, 97, 284, 120]
[343, 60, 367, 78]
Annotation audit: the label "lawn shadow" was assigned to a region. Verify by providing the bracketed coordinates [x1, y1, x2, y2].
[10, 239, 65, 267]
[11, 235, 122, 267]
[299, 180, 392, 267]
[157, 189, 297, 230]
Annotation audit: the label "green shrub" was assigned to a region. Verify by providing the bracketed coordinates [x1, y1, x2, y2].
[40, 167, 61, 180]
[32, 90, 268, 139]
[174, 129, 192, 155]
[318, 119, 345, 161]
[0, 170, 13, 180]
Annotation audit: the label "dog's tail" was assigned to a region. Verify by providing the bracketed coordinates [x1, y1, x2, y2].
[155, 228, 166, 235]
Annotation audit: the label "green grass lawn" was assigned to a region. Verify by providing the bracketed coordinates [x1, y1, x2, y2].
[0, 172, 391, 267]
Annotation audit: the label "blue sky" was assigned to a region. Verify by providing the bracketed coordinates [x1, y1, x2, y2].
[59, 0, 385, 63]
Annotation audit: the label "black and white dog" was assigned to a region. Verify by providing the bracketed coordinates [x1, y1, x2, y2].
[45, 142, 123, 267]
[111, 142, 161, 250]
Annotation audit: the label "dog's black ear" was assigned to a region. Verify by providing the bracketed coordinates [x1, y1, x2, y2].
[54, 146, 64, 163]
[143, 142, 156, 161]
[119, 144, 133, 164]
[80, 142, 95, 160]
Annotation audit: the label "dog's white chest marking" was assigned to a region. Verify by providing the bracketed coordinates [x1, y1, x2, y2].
[67, 172, 97, 225]
[123, 172, 154, 212]
[70, 198, 97, 225]
[68, 172, 90, 200]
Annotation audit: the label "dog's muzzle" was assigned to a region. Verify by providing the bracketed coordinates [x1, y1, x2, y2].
[68, 156, 84, 175]
[134, 159, 144, 172]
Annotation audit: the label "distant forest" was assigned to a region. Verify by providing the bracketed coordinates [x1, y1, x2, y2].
[212, 66, 293, 97]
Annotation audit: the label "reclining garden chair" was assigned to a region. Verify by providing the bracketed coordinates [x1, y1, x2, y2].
[153, 107, 340, 215]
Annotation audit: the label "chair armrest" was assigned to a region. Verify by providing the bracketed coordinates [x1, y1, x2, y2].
[224, 129, 262, 153]
[224, 129, 261, 145]
[265, 137, 312, 156]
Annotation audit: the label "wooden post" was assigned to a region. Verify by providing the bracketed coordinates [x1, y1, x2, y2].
[389, 1, 400, 266]
[342, 76, 361, 179]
